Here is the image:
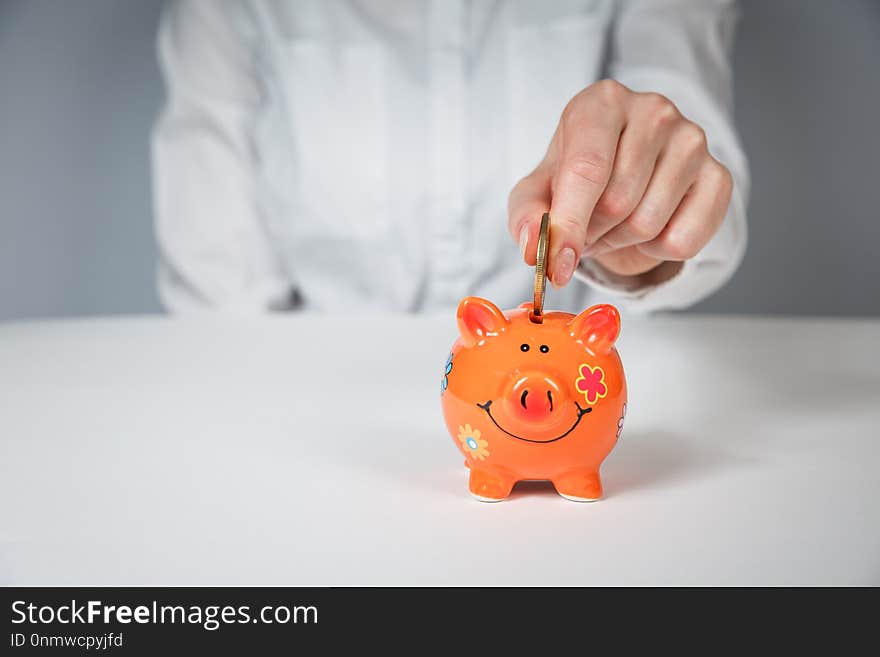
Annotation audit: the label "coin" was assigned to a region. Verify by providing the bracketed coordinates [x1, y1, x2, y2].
[533, 212, 550, 320]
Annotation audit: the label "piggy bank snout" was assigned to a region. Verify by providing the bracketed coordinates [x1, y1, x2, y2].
[506, 371, 566, 423]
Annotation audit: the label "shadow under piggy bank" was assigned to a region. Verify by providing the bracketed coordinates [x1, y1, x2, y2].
[600, 429, 749, 499]
[318, 419, 746, 502]
[500, 429, 747, 502]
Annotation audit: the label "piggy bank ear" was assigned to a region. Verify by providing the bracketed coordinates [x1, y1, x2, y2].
[457, 297, 508, 347]
[568, 304, 621, 355]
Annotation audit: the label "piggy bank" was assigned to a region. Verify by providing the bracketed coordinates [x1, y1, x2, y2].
[440, 297, 627, 502]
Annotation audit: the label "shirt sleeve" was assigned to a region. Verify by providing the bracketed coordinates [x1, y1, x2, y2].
[152, 0, 293, 313]
[573, 0, 750, 313]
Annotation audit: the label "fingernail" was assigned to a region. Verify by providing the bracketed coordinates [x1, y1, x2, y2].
[519, 224, 529, 260]
[551, 247, 576, 288]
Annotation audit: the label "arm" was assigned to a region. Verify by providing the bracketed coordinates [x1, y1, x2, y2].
[152, 1, 293, 312]
[509, 0, 749, 312]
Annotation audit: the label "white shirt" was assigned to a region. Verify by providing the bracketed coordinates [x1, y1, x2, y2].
[152, 0, 749, 315]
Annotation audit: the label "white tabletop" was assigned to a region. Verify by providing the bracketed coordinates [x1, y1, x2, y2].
[1, 313, 878, 586]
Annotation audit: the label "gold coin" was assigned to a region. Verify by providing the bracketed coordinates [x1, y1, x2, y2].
[533, 212, 550, 319]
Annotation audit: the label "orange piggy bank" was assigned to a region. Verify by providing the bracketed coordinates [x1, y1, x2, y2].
[440, 297, 627, 502]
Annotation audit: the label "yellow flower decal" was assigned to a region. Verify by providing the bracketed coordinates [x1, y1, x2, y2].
[457, 424, 490, 461]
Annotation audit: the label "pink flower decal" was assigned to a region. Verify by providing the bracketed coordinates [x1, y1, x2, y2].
[575, 364, 607, 405]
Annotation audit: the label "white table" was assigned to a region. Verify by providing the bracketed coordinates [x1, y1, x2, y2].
[1, 313, 878, 585]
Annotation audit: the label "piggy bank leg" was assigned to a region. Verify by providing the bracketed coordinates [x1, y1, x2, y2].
[468, 468, 514, 502]
[553, 470, 602, 502]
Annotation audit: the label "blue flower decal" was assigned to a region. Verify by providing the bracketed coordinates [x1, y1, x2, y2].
[441, 352, 453, 393]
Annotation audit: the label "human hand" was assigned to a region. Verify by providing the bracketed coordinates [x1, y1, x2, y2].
[508, 79, 733, 286]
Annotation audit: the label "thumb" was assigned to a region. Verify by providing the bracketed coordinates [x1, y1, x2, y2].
[508, 164, 551, 267]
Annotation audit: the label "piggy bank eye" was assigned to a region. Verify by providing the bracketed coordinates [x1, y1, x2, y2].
[540, 345, 550, 353]
[520, 343, 530, 352]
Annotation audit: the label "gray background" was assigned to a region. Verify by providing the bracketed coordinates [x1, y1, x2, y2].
[1, 0, 878, 321]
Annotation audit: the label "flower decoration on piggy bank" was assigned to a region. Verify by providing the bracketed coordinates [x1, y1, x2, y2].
[441, 298, 627, 502]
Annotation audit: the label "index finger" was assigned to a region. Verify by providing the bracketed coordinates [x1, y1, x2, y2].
[549, 91, 626, 286]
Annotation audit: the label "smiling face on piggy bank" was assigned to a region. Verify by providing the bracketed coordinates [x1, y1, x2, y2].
[440, 297, 627, 502]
